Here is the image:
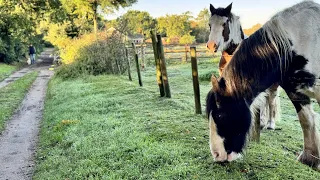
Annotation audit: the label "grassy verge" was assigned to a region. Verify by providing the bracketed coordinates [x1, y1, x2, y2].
[0, 72, 38, 131]
[34, 59, 320, 179]
[0, 63, 17, 82]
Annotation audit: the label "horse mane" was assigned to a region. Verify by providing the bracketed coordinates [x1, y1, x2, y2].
[226, 13, 245, 50]
[222, 11, 293, 98]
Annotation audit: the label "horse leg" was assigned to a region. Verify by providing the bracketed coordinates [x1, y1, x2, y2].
[287, 92, 320, 168]
[250, 105, 261, 142]
[266, 84, 280, 130]
[259, 96, 269, 129]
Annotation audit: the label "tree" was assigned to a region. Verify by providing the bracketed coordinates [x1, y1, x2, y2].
[191, 8, 210, 43]
[179, 34, 195, 45]
[0, 0, 52, 63]
[116, 10, 156, 36]
[243, 23, 262, 36]
[196, 8, 210, 28]
[157, 13, 192, 38]
[61, 0, 137, 34]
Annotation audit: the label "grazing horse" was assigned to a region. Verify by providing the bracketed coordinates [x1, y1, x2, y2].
[207, 3, 280, 130]
[206, 0, 320, 168]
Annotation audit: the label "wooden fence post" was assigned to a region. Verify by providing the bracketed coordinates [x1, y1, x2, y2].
[185, 44, 188, 62]
[125, 48, 132, 81]
[141, 38, 145, 70]
[132, 43, 143, 86]
[156, 34, 171, 98]
[150, 31, 165, 97]
[190, 47, 201, 114]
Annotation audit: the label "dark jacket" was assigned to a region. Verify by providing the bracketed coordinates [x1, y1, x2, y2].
[29, 46, 35, 55]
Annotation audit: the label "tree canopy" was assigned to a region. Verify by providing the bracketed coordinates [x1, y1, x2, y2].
[61, 0, 137, 34]
[243, 23, 262, 36]
[0, 0, 138, 63]
[0, 0, 50, 63]
[116, 10, 156, 36]
[190, 8, 210, 43]
[0, 0, 267, 64]
[157, 13, 192, 38]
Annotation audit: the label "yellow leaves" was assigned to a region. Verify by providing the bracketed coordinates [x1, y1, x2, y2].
[243, 23, 262, 36]
[53, 120, 80, 132]
[58, 32, 108, 64]
[61, 120, 80, 125]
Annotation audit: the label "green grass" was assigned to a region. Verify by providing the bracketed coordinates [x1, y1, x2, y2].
[0, 71, 38, 131]
[34, 60, 320, 179]
[0, 63, 17, 82]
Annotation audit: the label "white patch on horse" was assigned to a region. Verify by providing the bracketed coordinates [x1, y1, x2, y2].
[269, 1, 320, 102]
[227, 152, 242, 162]
[297, 104, 320, 167]
[209, 112, 227, 162]
[208, 15, 243, 52]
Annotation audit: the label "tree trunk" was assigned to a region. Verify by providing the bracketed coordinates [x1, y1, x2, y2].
[94, 13, 98, 35]
[92, 1, 98, 35]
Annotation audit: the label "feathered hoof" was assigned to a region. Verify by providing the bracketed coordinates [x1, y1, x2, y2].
[266, 121, 275, 130]
[298, 150, 320, 169]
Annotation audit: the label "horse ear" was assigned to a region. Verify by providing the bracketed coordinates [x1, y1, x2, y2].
[211, 74, 219, 92]
[219, 77, 232, 96]
[219, 77, 227, 90]
[210, 4, 215, 14]
[225, 2, 232, 14]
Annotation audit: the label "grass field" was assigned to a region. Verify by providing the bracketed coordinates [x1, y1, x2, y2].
[34, 59, 320, 179]
[0, 72, 38, 131]
[0, 63, 17, 82]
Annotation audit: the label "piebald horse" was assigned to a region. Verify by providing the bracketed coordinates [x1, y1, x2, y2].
[207, 3, 280, 130]
[206, 1, 320, 168]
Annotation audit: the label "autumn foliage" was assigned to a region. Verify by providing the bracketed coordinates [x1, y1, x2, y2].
[243, 23, 262, 36]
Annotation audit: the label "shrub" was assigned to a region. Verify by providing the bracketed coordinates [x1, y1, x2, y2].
[179, 34, 195, 45]
[56, 33, 128, 79]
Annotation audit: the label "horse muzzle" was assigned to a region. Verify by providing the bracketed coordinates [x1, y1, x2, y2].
[206, 41, 219, 53]
[212, 150, 242, 162]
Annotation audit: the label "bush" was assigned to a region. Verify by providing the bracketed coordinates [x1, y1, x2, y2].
[0, 11, 43, 64]
[179, 34, 195, 45]
[56, 33, 128, 79]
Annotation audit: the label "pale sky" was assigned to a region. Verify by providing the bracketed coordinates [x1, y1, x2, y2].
[106, 0, 320, 28]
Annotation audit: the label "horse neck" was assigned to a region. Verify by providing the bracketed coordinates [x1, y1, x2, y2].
[223, 28, 283, 102]
[223, 41, 240, 55]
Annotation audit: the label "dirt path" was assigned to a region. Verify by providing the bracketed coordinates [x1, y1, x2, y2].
[0, 48, 54, 89]
[0, 68, 31, 89]
[0, 49, 54, 180]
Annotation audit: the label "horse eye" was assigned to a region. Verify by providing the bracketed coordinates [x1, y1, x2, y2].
[215, 113, 222, 119]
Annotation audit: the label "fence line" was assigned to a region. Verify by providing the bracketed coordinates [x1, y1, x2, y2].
[126, 43, 217, 62]
[131, 43, 143, 87]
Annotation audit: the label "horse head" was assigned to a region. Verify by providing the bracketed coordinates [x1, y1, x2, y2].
[207, 3, 244, 53]
[206, 74, 252, 162]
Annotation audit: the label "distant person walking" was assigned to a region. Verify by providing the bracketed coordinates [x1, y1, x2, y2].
[29, 44, 36, 64]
